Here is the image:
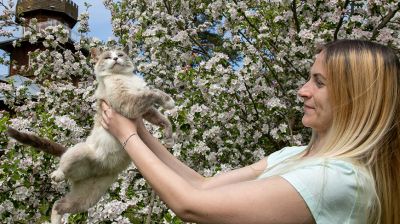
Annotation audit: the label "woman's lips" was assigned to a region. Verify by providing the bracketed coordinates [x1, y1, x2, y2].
[304, 105, 314, 109]
[304, 105, 315, 112]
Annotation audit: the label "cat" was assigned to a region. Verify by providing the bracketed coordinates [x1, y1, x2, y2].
[7, 48, 175, 224]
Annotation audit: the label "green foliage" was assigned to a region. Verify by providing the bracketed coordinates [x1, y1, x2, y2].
[0, 112, 10, 148]
[1, 0, 399, 222]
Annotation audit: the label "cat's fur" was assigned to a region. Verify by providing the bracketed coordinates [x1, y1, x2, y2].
[7, 48, 175, 224]
[7, 127, 66, 156]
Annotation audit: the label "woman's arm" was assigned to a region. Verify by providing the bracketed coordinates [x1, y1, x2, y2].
[119, 131, 313, 224]
[101, 103, 314, 224]
[136, 118, 267, 189]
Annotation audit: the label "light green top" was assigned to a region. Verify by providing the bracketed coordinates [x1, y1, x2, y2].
[257, 146, 374, 224]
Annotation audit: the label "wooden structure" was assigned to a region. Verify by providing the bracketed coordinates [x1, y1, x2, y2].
[0, 0, 79, 76]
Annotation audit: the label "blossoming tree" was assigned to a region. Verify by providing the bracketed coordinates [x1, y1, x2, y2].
[1, 0, 399, 222]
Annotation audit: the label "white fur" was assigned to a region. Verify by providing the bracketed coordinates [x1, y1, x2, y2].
[50, 50, 135, 223]
[50, 49, 174, 223]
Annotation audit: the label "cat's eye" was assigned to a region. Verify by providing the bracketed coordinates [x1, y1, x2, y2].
[118, 54, 124, 57]
[105, 56, 111, 59]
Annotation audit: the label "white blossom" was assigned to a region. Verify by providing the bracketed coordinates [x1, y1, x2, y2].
[1, 0, 397, 221]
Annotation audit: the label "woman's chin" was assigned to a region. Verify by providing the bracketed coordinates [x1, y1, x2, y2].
[301, 117, 314, 128]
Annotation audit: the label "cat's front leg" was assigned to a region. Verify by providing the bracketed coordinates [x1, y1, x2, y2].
[128, 89, 175, 113]
[144, 107, 174, 148]
[51, 169, 65, 182]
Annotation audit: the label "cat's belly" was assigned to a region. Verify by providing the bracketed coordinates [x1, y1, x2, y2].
[86, 127, 131, 172]
[87, 127, 120, 151]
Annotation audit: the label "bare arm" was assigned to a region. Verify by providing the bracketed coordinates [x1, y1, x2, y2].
[136, 119, 267, 189]
[101, 102, 314, 224]
[121, 135, 312, 224]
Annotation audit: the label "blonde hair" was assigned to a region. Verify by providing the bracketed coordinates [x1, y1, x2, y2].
[313, 40, 400, 224]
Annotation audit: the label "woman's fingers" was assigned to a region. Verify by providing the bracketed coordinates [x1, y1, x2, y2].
[101, 100, 110, 111]
[101, 100, 114, 118]
[101, 100, 112, 130]
[101, 108, 110, 129]
[99, 100, 137, 138]
[101, 120, 109, 129]
[102, 107, 108, 118]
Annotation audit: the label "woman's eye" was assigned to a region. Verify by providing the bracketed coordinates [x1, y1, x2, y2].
[310, 73, 326, 88]
[315, 79, 324, 87]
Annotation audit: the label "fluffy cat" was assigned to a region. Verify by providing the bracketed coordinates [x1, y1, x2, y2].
[7, 48, 175, 224]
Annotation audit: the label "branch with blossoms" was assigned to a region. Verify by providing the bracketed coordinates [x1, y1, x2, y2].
[333, 0, 350, 40]
[230, 1, 303, 77]
[1, 0, 400, 223]
[290, 0, 300, 33]
[0, 1, 18, 38]
[371, 3, 400, 40]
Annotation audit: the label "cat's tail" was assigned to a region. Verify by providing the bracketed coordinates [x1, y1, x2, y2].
[6, 127, 67, 157]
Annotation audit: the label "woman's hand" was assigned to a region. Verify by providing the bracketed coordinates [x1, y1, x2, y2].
[100, 101, 139, 144]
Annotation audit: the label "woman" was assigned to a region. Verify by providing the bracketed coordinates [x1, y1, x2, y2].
[101, 39, 400, 224]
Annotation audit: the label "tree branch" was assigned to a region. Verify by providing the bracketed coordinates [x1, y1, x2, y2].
[187, 34, 211, 59]
[145, 189, 156, 224]
[229, 1, 303, 76]
[162, 4, 211, 59]
[291, 0, 300, 33]
[237, 29, 286, 95]
[371, 4, 400, 40]
[333, 0, 350, 40]
[0, 1, 10, 10]
[243, 82, 260, 120]
[162, 0, 172, 15]
[233, 93, 250, 124]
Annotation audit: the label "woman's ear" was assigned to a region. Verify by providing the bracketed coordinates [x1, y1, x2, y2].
[90, 48, 102, 64]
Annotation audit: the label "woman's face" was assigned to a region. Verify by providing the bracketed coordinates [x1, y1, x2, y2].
[298, 53, 333, 135]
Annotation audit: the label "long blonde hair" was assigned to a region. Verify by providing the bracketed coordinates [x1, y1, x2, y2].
[313, 40, 400, 224]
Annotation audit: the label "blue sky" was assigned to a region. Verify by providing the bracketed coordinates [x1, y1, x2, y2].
[74, 0, 114, 40]
[0, 1, 114, 76]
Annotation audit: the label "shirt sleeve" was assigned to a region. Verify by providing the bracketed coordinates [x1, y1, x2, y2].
[266, 146, 307, 167]
[280, 160, 366, 224]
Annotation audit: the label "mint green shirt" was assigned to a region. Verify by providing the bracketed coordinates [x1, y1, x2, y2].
[257, 146, 374, 224]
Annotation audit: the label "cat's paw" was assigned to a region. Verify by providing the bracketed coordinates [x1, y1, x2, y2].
[164, 138, 174, 148]
[51, 170, 65, 182]
[163, 99, 175, 110]
[51, 208, 63, 224]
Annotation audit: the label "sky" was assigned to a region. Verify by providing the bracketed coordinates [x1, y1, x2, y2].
[74, 0, 114, 40]
[0, 0, 114, 76]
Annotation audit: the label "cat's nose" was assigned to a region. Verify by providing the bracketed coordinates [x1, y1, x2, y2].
[113, 57, 118, 61]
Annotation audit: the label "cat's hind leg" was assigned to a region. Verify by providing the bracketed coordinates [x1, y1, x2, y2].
[51, 175, 117, 223]
[144, 107, 174, 147]
[51, 142, 95, 182]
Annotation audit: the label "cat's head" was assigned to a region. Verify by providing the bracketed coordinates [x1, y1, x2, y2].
[90, 48, 134, 77]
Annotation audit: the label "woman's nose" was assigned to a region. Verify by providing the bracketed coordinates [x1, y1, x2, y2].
[298, 81, 311, 98]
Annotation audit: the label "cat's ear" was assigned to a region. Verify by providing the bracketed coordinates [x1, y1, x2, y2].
[90, 48, 102, 63]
